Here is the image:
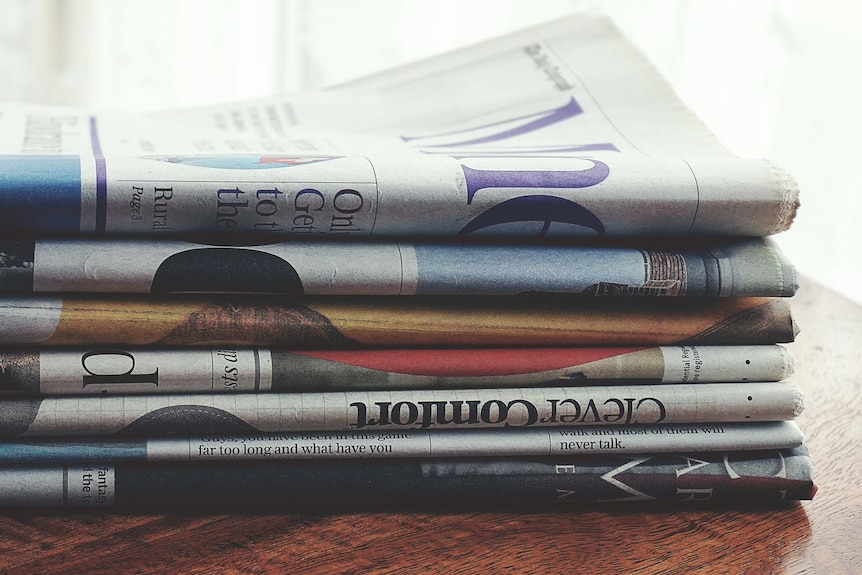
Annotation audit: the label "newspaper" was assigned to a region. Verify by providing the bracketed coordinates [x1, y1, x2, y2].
[0, 383, 804, 437]
[0, 13, 797, 239]
[0, 295, 797, 347]
[0, 345, 794, 395]
[0, 422, 804, 463]
[0, 237, 797, 297]
[0, 448, 816, 507]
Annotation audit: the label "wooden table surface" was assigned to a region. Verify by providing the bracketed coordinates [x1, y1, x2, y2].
[0, 276, 858, 574]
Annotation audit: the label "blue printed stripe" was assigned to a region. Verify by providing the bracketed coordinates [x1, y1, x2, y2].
[0, 440, 147, 462]
[0, 155, 81, 233]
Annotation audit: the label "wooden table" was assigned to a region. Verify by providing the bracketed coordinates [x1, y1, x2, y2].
[0, 276, 858, 574]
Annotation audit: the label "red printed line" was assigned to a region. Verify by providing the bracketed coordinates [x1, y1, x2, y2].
[291, 347, 645, 376]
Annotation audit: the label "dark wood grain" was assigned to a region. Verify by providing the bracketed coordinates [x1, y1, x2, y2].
[0, 276, 857, 574]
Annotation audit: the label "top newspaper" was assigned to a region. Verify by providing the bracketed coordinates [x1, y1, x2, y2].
[0, 12, 797, 238]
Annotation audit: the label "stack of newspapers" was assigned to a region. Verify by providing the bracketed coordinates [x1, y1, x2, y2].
[0, 12, 815, 509]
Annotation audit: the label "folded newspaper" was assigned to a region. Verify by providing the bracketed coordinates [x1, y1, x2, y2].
[0, 383, 804, 437]
[0, 237, 798, 297]
[0, 295, 797, 347]
[0, 448, 817, 508]
[0, 345, 794, 395]
[0, 422, 805, 462]
[0, 12, 797, 239]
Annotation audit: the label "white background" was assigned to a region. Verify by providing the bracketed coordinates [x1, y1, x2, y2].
[2, 0, 859, 303]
